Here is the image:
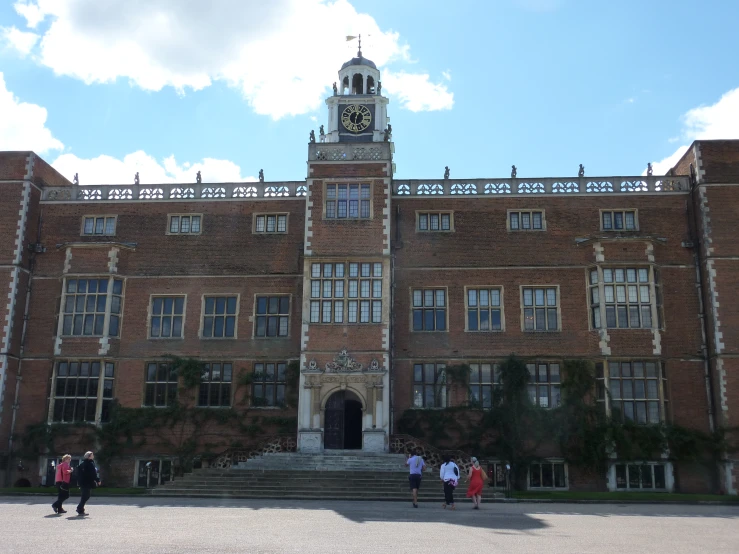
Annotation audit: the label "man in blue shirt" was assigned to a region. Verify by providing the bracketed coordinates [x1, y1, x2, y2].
[406, 449, 426, 508]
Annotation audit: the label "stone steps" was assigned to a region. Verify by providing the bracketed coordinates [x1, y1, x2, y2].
[234, 452, 408, 472]
[149, 452, 479, 501]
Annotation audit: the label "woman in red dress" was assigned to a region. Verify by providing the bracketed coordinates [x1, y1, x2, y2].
[466, 456, 486, 509]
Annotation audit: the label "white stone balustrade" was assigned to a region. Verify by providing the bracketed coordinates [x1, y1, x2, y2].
[42, 173, 690, 202]
[309, 142, 392, 162]
[43, 181, 308, 202]
[392, 176, 689, 197]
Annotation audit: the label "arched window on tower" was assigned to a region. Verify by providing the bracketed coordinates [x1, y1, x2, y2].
[352, 74, 363, 95]
[342, 77, 349, 95]
[366, 76, 375, 94]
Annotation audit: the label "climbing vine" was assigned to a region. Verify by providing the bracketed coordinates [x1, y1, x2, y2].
[398, 355, 730, 490]
[16, 356, 298, 479]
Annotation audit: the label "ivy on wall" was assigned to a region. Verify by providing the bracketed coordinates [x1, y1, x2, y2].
[16, 356, 299, 478]
[398, 355, 730, 490]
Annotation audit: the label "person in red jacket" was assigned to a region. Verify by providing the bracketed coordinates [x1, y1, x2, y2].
[51, 454, 73, 514]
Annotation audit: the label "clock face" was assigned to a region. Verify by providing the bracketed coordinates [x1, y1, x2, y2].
[341, 104, 372, 133]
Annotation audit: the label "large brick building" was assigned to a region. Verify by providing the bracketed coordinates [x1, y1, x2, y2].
[0, 53, 737, 494]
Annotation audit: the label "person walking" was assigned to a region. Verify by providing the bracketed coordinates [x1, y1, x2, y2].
[466, 456, 487, 509]
[76, 451, 101, 516]
[406, 449, 426, 508]
[51, 454, 73, 514]
[439, 454, 459, 510]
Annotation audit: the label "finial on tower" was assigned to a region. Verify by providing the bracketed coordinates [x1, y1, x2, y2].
[346, 34, 364, 57]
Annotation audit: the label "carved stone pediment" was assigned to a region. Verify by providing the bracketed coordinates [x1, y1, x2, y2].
[325, 348, 363, 373]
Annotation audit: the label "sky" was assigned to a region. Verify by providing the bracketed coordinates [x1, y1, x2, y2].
[1, 0, 738, 185]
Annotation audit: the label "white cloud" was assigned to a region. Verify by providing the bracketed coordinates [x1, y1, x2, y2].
[13, 0, 46, 28]
[4, 0, 450, 118]
[650, 87, 739, 175]
[1, 26, 39, 55]
[1, 59, 257, 185]
[52, 151, 257, 185]
[0, 71, 63, 153]
[382, 71, 454, 112]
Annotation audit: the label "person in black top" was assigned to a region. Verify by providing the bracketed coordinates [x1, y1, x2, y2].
[76, 451, 101, 516]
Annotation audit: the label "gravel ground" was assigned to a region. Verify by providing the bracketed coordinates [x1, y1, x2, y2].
[1, 496, 737, 554]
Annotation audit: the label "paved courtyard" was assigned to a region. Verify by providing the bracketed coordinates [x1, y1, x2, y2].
[1, 496, 737, 553]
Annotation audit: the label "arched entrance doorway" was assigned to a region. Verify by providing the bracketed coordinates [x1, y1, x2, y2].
[324, 390, 363, 450]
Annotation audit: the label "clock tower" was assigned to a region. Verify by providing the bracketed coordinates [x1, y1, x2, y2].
[324, 47, 390, 143]
[297, 50, 394, 454]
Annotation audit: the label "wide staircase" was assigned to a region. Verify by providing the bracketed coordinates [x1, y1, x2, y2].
[151, 451, 457, 501]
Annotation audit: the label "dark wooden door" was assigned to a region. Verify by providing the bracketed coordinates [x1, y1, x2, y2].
[324, 391, 345, 449]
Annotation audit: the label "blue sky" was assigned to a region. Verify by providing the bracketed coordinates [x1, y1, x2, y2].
[1, 0, 737, 184]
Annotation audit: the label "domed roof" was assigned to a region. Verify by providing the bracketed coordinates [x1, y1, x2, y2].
[341, 56, 377, 70]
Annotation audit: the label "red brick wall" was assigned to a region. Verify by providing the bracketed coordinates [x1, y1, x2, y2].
[307, 176, 388, 256]
[2, 144, 738, 493]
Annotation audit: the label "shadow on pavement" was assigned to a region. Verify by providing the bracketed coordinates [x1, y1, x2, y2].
[4, 496, 738, 533]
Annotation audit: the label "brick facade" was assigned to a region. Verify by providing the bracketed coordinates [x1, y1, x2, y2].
[1, 133, 737, 493]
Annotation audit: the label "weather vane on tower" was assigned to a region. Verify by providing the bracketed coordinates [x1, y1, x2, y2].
[346, 33, 366, 57]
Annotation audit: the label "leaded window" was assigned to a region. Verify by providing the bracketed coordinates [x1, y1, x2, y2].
[168, 214, 201, 234]
[509, 210, 544, 230]
[325, 184, 371, 219]
[50, 360, 115, 423]
[467, 288, 503, 331]
[255, 296, 290, 337]
[412, 363, 446, 408]
[310, 262, 382, 324]
[469, 363, 501, 408]
[597, 361, 667, 424]
[526, 362, 561, 408]
[602, 210, 637, 231]
[522, 287, 559, 331]
[412, 288, 447, 331]
[198, 362, 232, 407]
[252, 362, 287, 407]
[61, 278, 123, 337]
[589, 267, 653, 329]
[82, 215, 116, 236]
[202, 296, 238, 338]
[417, 212, 452, 231]
[255, 214, 287, 233]
[150, 296, 185, 338]
[144, 362, 178, 407]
